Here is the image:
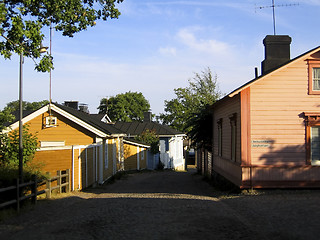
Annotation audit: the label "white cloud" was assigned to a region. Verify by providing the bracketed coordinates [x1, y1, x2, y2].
[176, 27, 231, 56]
[158, 47, 177, 57]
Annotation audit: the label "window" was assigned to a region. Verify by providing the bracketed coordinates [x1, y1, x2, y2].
[310, 127, 320, 165]
[313, 68, 320, 90]
[40, 141, 65, 147]
[229, 113, 237, 162]
[304, 112, 320, 166]
[45, 116, 57, 127]
[307, 60, 320, 94]
[217, 118, 223, 157]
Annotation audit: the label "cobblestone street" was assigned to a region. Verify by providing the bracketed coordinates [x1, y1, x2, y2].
[1, 169, 320, 240]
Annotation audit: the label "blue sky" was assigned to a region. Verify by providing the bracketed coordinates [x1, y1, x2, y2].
[1, 0, 320, 115]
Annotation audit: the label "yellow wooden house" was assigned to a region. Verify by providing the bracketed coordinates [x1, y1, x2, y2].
[4, 102, 129, 190]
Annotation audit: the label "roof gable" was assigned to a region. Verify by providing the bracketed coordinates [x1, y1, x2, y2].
[228, 46, 320, 98]
[5, 103, 124, 137]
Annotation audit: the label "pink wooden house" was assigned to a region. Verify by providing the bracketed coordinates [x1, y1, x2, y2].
[210, 35, 320, 188]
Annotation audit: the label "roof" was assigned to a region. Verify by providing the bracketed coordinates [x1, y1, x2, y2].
[90, 114, 105, 121]
[228, 45, 320, 98]
[209, 45, 320, 109]
[4, 103, 124, 137]
[52, 103, 124, 136]
[123, 137, 150, 148]
[113, 121, 185, 137]
[4, 110, 34, 127]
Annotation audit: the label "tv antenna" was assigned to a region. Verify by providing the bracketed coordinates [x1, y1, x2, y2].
[256, 0, 299, 35]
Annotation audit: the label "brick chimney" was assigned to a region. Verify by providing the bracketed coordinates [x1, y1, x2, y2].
[261, 35, 292, 75]
[64, 101, 79, 110]
[143, 111, 152, 122]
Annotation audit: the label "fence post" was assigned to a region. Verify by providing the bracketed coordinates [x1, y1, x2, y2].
[31, 175, 37, 205]
[46, 172, 51, 199]
[57, 170, 61, 193]
[66, 169, 71, 193]
[16, 178, 20, 213]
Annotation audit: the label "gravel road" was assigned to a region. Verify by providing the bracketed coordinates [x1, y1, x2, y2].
[1, 168, 320, 240]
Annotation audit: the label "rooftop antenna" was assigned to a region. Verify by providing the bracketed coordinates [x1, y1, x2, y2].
[256, 0, 299, 35]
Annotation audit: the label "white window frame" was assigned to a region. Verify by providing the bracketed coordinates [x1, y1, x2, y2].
[40, 141, 65, 148]
[313, 68, 320, 91]
[45, 116, 57, 127]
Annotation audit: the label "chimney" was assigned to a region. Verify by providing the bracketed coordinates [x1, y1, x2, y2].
[79, 103, 89, 114]
[143, 111, 152, 122]
[64, 101, 79, 110]
[261, 35, 292, 75]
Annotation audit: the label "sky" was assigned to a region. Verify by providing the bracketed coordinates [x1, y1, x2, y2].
[1, 0, 320, 116]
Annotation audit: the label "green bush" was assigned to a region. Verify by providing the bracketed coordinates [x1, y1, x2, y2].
[0, 125, 45, 187]
[135, 129, 159, 154]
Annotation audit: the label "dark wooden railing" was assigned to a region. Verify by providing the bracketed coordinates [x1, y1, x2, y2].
[0, 169, 70, 212]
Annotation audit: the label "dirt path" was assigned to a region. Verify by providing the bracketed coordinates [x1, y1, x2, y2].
[1, 169, 320, 240]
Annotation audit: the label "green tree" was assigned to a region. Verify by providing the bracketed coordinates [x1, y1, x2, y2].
[0, 125, 41, 185]
[160, 67, 222, 133]
[0, 125, 38, 166]
[0, 108, 14, 131]
[4, 100, 49, 113]
[186, 106, 213, 151]
[135, 129, 159, 154]
[0, 0, 123, 72]
[98, 91, 151, 122]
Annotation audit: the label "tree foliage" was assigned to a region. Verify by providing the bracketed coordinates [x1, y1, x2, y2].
[98, 91, 151, 122]
[160, 67, 222, 133]
[0, 125, 42, 186]
[186, 106, 213, 151]
[0, 107, 14, 131]
[0, 125, 38, 166]
[4, 99, 49, 113]
[135, 129, 159, 154]
[0, 0, 123, 72]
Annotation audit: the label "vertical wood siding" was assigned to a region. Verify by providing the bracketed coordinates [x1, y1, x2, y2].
[123, 142, 147, 171]
[123, 143, 138, 170]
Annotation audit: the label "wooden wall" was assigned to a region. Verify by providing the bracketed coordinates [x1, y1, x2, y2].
[33, 149, 72, 176]
[242, 51, 320, 187]
[250, 58, 309, 166]
[212, 95, 242, 184]
[123, 142, 147, 171]
[123, 143, 138, 170]
[24, 111, 95, 146]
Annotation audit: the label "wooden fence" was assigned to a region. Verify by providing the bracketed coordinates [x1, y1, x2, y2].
[45, 169, 71, 198]
[0, 169, 70, 212]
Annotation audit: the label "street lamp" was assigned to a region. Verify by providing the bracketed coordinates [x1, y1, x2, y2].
[1, 33, 48, 183]
[18, 44, 48, 183]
